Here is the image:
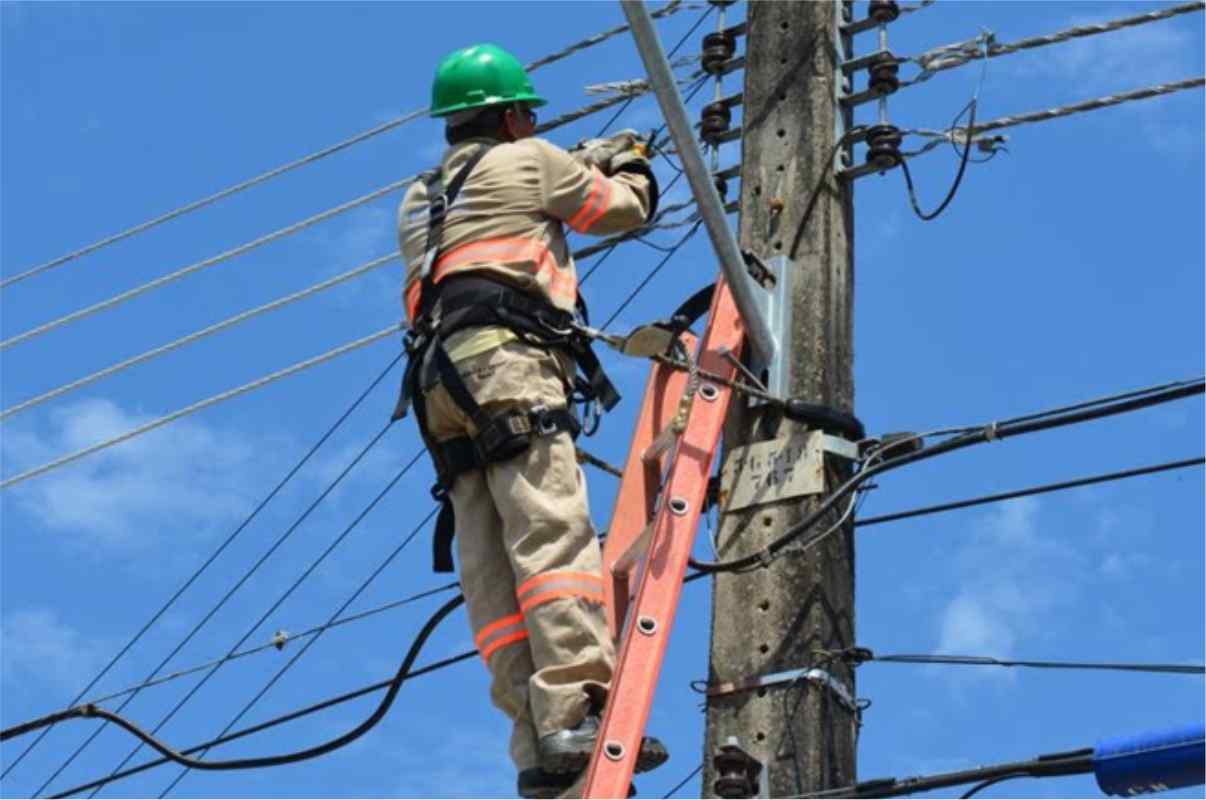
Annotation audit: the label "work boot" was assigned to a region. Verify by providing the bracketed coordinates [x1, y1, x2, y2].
[538, 715, 669, 775]
[517, 767, 579, 799]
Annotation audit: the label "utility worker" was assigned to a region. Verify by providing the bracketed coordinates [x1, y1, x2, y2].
[391, 44, 667, 798]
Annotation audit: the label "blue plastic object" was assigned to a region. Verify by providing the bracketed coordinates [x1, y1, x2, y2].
[1094, 722, 1205, 796]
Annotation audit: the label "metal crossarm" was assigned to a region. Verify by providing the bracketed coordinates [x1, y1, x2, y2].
[586, 280, 746, 797]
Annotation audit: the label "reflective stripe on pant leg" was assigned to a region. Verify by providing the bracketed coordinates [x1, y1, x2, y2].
[473, 346, 615, 736]
[516, 572, 604, 615]
[476, 611, 529, 663]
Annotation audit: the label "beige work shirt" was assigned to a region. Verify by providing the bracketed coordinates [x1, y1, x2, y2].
[398, 136, 653, 361]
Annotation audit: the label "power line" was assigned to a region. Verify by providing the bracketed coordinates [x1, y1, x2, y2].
[689, 378, 1205, 573]
[0, 180, 415, 352]
[856, 652, 1204, 675]
[662, 763, 704, 798]
[69, 452, 423, 799]
[50, 569, 716, 798]
[0, 353, 400, 781]
[0, 325, 399, 490]
[1, 61, 706, 355]
[0, 0, 690, 291]
[602, 221, 704, 329]
[856, 456, 1204, 527]
[901, 2, 1205, 88]
[908, 77, 1206, 151]
[155, 507, 439, 797]
[1, 253, 401, 420]
[84, 583, 459, 708]
[31, 426, 409, 797]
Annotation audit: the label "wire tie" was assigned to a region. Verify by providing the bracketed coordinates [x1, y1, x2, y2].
[272, 630, 290, 651]
[984, 421, 999, 442]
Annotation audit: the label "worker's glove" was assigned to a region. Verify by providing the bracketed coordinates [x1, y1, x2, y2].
[570, 129, 641, 174]
[610, 146, 659, 222]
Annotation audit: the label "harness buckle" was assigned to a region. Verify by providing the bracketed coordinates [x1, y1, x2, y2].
[530, 405, 559, 436]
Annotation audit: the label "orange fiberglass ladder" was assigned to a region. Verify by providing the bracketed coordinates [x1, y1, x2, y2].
[583, 280, 746, 798]
[580, 3, 788, 795]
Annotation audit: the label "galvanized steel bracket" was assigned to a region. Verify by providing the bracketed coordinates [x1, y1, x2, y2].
[744, 254, 794, 405]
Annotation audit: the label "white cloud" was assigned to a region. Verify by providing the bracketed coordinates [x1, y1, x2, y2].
[936, 498, 1083, 668]
[1, 608, 109, 693]
[2, 398, 282, 551]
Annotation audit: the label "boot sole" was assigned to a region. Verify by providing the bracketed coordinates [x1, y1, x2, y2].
[540, 737, 669, 775]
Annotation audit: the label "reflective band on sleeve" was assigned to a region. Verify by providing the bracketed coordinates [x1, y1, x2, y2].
[516, 571, 604, 614]
[577, 177, 613, 233]
[475, 612, 529, 664]
[567, 170, 609, 233]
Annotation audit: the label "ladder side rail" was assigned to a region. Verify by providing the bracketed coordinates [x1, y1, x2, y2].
[600, 338, 696, 640]
[584, 280, 745, 798]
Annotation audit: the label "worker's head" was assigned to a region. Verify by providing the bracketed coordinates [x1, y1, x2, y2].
[431, 44, 547, 145]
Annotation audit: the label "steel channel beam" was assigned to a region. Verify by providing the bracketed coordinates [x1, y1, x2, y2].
[620, 0, 775, 366]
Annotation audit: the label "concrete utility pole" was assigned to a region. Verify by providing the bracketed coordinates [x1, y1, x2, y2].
[704, 2, 858, 797]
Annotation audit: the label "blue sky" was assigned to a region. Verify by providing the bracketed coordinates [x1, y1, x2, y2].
[1, 2, 1203, 799]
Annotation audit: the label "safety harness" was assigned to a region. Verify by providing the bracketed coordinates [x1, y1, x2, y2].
[391, 145, 621, 572]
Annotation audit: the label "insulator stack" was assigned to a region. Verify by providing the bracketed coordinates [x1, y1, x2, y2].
[868, 52, 900, 95]
[868, 0, 901, 24]
[865, 124, 903, 170]
[700, 101, 732, 146]
[701, 31, 737, 75]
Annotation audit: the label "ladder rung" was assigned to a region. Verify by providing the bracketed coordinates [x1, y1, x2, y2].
[611, 521, 655, 577]
[641, 420, 684, 464]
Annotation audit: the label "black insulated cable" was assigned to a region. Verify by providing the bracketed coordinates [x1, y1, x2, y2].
[690, 378, 1205, 573]
[78, 447, 421, 799]
[2, 352, 401, 783]
[4, 595, 465, 777]
[856, 456, 1204, 527]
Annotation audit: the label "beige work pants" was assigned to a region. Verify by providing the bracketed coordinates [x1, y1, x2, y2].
[420, 340, 616, 772]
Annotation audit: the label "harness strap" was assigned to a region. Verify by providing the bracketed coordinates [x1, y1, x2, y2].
[418, 145, 493, 311]
[430, 405, 581, 572]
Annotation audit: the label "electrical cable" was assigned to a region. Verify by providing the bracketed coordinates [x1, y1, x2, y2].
[0, 325, 399, 490]
[30, 426, 411, 797]
[900, 2, 1205, 89]
[4, 594, 466, 778]
[662, 763, 703, 798]
[69, 451, 422, 799]
[155, 506, 439, 797]
[0, 0, 689, 290]
[82, 582, 459, 708]
[51, 569, 722, 798]
[0, 352, 401, 781]
[1, 253, 401, 420]
[806, 748, 1095, 798]
[960, 773, 1030, 798]
[602, 221, 705, 330]
[689, 378, 1205, 573]
[0, 181, 415, 352]
[856, 455, 1204, 527]
[863, 653, 1204, 675]
[908, 77, 1206, 149]
[1, 66, 705, 356]
[897, 34, 989, 221]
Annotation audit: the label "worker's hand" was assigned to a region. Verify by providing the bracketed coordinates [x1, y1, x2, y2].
[570, 129, 641, 174]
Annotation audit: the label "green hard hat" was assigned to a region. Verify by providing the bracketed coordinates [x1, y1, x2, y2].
[430, 43, 547, 118]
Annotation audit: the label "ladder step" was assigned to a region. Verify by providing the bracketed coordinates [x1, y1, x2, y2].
[641, 419, 684, 464]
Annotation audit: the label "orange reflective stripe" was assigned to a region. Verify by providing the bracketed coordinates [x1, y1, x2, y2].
[520, 587, 605, 615]
[480, 630, 529, 663]
[430, 235, 576, 310]
[473, 612, 525, 649]
[567, 170, 606, 233]
[516, 571, 602, 600]
[577, 176, 613, 233]
[434, 237, 556, 277]
[405, 281, 423, 321]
